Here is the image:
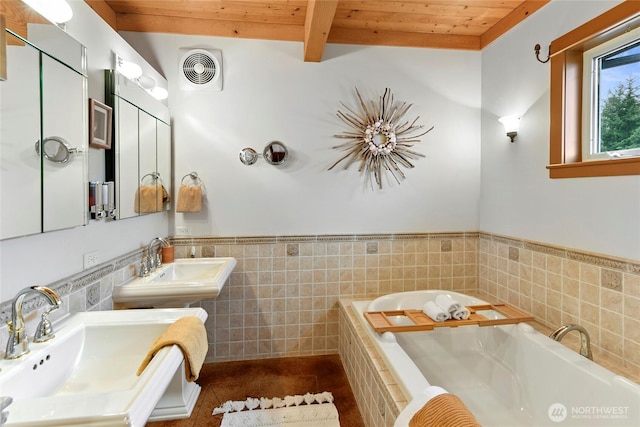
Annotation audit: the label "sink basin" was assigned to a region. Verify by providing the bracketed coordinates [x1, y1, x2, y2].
[0, 307, 207, 426]
[112, 257, 237, 309]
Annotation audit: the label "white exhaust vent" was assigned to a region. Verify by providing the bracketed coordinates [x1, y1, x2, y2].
[178, 48, 222, 91]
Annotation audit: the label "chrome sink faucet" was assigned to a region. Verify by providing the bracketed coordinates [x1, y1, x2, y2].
[5, 286, 61, 360]
[147, 237, 170, 271]
[549, 324, 593, 360]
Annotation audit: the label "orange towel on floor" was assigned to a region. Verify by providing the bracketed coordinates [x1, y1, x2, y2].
[409, 393, 481, 427]
[137, 316, 208, 382]
[176, 184, 202, 212]
[134, 184, 163, 213]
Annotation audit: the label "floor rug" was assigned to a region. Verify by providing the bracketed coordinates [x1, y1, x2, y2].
[214, 392, 340, 427]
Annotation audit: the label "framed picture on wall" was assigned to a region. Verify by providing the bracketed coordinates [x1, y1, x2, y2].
[89, 98, 112, 149]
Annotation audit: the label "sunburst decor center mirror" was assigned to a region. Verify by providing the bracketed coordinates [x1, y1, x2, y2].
[329, 88, 433, 189]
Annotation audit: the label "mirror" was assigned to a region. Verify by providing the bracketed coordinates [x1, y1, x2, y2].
[35, 136, 78, 164]
[0, 1, 87, 240]
[106, 66, 171, 220]
[263, 141, 288, 165]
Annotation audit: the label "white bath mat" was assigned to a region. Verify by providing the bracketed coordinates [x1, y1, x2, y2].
[214, 392, 340, 427]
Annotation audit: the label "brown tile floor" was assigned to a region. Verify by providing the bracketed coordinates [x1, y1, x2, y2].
[149, 354, 365, 426]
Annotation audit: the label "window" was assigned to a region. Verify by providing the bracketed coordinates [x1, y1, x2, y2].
[547, 2, 640, 178]
[583, 27, 640, 161]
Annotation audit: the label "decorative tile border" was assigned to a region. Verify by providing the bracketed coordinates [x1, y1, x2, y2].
[0, 248, 143, 325]
[479, 232, 640, 273]
[171, 232, 477, 247]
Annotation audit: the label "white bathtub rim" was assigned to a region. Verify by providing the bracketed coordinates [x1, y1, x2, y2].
[352, 300, 430, 400]
[366, 290, 487, 312]
[355, 290, 492, 401]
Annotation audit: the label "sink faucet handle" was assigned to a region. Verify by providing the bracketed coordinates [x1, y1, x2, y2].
[140, 255, 152, 276]
[33, 305, 59, 343]
[0, 396, 12, 426]
[6, 320, 23, 334]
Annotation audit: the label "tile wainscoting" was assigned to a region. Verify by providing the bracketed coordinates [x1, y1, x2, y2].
[479, 233, 640, 373]
[0, 248, 142, 350]
[171, 233, 479, 362]
[1, 231, 637, 377]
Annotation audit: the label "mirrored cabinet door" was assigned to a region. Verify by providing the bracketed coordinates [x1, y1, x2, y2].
[116, 99, 140, 220]
[42, 56, 87, 232]
[138, 109, 158, 213]
[0, 33, 41, 239]
[1, 0, 88, 240]
[157, 120, 171, 212]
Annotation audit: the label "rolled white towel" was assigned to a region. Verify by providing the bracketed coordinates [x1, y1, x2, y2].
[435, 294, 462, 314]
[423, 301, 450, 322]
[452, 306, 470, 320]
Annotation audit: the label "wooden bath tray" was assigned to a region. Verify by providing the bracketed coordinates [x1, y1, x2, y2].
[364, 304, 534, 333]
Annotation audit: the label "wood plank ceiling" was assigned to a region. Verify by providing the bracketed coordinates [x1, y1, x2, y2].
[85, 0, 550, 62]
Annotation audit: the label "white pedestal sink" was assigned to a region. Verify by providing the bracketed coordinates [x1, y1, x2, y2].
[0, 308, 207, 426]
[112, 257, 237, 309]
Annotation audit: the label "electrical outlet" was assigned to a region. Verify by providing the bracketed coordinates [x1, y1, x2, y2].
[176, 226, 191, 235]
[83, 251, 100, 269]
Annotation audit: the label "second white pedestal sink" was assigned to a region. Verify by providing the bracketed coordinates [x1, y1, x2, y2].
[113, 257, 236, 309]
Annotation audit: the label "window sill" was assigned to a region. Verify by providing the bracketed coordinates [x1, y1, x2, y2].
[547, 157, 640, 178]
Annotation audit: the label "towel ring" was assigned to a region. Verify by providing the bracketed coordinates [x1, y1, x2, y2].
[181, 171, 201, 185]
[141, 172, 163, 185]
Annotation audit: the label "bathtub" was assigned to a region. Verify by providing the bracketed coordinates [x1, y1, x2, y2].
[352, 290, 640, 427]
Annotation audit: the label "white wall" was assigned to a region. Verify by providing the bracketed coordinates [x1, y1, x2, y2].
[0, 1, 170, 302]
[480, 0, 640, 261]
[6, 0, 637, 306]
[121, 33, 482, 237]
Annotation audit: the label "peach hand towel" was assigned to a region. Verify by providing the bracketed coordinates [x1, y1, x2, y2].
[176, 184, 202, 212]
[409, 393, 481, 427]
[134, 184, 163, 213]
[137, 316, 208, 382]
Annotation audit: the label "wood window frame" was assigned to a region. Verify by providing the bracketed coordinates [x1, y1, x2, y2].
[547, 1, 640, 178]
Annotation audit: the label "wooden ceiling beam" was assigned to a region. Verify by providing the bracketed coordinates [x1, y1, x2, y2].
[480, 0, 550, 48]
[327, 26, 481, 51]
[115, 13, 303, 41]
[84, 0, 118, 31]
[303, 0, 338, 62]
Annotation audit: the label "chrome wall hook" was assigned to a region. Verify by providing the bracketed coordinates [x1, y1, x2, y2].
[534, 43, 550, 63]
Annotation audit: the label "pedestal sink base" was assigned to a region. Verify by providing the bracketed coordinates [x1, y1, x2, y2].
[149, 362, 201, 421]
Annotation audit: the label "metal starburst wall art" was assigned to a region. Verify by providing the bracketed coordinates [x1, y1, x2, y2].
[328, 88, 433, 189]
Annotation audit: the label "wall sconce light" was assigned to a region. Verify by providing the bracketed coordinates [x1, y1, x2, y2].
[24, 0, 73, 24]
[135, 75, 168, 100]
[117, 56, 169, 101]
[499, 115, 521, 143]
[149, 86, 169, 100]
[116, 56, 143, 80]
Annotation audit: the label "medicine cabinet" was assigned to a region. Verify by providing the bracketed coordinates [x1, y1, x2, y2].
[105, 68, 171, 220]
[0, 1, 88, 240]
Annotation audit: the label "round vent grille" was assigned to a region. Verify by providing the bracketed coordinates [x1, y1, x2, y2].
[182, 52, 217, 85]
